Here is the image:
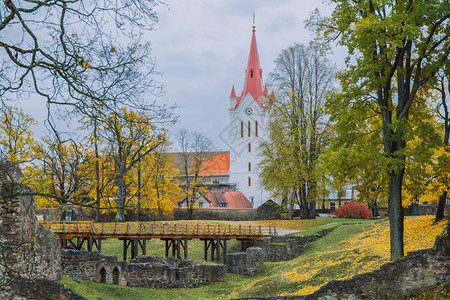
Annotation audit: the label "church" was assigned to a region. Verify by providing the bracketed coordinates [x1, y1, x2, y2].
[177, 23, 271, 209]
[226, 23, 271, 208]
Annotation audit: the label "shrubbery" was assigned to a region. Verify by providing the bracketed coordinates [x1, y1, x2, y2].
[332, 202, 371, 219]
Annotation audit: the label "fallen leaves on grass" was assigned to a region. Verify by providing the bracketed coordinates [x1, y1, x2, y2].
[290, 215, 447, 295]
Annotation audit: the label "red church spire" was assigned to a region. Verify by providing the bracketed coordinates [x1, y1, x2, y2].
[230, 85, 237, 98]
[233, 22, 265, 109]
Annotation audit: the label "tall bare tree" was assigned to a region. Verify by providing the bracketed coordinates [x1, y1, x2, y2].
[177, 129, 212, 220]
[0, 0, 162, 115]
[259, 44, 335, 219]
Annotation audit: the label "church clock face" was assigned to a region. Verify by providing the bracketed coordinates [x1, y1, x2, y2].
[246, 108, 253, 115]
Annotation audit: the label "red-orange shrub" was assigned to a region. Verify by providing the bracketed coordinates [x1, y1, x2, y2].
[332, 202, 371, 219]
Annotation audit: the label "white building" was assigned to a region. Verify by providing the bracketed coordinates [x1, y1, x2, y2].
[227, 24, 271, 207]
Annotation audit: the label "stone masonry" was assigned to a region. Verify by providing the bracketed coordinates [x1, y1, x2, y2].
[236, 222, 450, 300]
[251, 228, 334, 261]
[62, 249, 227, 288]
[302, 222, 450, 299]
[0, 159, 85, 299]
[225, 247, 265, 276]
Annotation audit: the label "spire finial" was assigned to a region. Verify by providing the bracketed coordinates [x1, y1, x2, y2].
[252, 12, 256, 30]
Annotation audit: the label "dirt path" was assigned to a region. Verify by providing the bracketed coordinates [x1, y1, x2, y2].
[219, 221, 302, 236]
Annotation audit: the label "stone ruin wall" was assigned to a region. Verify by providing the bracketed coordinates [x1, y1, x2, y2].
[61, 249, 227, 288]
[224, 228, 335, 277]
[302, 222, 450, 299]
[239, 222, 450, 300]
[251, 228, 334, 262]
[0, 160, 61, 298]
[225, 247, 265, 276]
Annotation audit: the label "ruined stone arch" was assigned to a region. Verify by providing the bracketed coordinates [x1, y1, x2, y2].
[112, 267, 120, 285]
[99, 267, 106, 283]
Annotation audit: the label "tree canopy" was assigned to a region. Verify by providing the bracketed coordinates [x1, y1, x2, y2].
[0, 0, 163, 116]
[259, 43, 335, 219]
[308, 0, 450, 259]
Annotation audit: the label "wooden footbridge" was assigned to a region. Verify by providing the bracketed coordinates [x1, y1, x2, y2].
[38, 221, 277, 263]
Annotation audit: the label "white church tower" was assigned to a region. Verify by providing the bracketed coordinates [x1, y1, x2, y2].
[228, 22, 271, 207]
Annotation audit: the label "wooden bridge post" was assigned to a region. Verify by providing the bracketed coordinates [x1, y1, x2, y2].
[165, 239, 170, 257]
[176, 239, 181, 259]
[172, 239, 177, 258]
[210, 240, 215, 261]
[131, 239, 137, 259]
[222, 240, 227, 264]
[87, 237, 93, 252]
[202, 239, 227, 263]
[92, 238, 104, 253]
[183, 239, 188, 259]
[123, 239, 129, 261]
[204, 239, 209, 261]
[138, 239, 147, 256]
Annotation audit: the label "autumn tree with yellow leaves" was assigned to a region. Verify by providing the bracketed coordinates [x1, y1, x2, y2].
[308, 0, 449, 260]
[27, 132, 92, 208]
[101, 108, 167, 222]
[0, 107, 37, 166]
[129, 147, 180, 219]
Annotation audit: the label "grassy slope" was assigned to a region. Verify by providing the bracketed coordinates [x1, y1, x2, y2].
[60, 216, 447, 299]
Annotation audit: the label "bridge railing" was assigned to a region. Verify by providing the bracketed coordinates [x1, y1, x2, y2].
[37, 221, 278, 237]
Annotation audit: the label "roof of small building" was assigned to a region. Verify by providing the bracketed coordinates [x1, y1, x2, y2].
[198, 152, 230, 175]
[223, 191, 253, 208]
[204, 191, 253, 209]
[170, 151, 230, 176]
[178, 190, 253, 209]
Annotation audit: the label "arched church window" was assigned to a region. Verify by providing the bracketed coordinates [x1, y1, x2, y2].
[240, 121, 244, 137]
[250, 69, 253, 78]
[248, 176, 251, 186]
[248, 162, 251, 172]
[255, 121, 258, 137]
[248, 121, 251, 137]
[248, 143, 251, 152]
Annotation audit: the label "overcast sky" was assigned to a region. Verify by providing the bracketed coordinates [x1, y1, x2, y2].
[20, 0, 346, 150]
[146, 0, 346, 150]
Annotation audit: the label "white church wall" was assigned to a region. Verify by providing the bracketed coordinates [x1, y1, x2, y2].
[228, 94, 270, 207]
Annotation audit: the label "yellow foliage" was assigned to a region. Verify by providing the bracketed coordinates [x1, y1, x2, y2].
[0, 107, 37, 166]
[240, 216, 447, 297]
[126, 151, 180, 216]
[288, 216, 447, 295]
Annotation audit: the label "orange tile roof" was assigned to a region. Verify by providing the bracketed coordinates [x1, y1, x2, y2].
[199, 152, 230, 175]
[202, 191, 253, 209]
[223, 191, 253, 208]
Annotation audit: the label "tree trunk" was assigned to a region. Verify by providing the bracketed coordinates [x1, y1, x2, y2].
[186, 198, 193, 220]
[435, 191, 447, 222]
[308, 202, 316, 219]
[388, 170, 404, 260]
[94, 118, 101, 222]
[187, 207, 193, 220]
[299, 199, 316, 219]
[409, 202, 419, 216]
[114, 177, 127, 222]
[287, 201, 293, 220]
[115, 206, 125, 222]
[372, 199, 378, 217]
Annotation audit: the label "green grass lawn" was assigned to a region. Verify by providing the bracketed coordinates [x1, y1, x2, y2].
[60, 217, 448, 299]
